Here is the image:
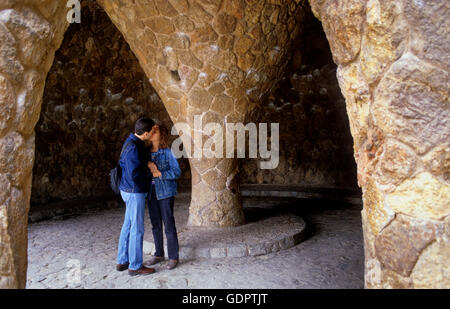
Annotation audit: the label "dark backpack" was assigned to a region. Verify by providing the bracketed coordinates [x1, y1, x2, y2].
[109, 140, 135, 195]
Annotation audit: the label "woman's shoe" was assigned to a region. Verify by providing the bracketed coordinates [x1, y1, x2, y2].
[144, 255, 165, 266]
[116, 263, 129, 271]
[166, 259, 178, 270]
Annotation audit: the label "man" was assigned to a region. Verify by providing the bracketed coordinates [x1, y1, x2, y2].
[116, 117, 158, 276]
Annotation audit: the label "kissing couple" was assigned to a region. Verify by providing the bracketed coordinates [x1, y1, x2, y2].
[115, 117, 181, 276]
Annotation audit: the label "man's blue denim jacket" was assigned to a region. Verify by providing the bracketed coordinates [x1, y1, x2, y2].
[149, 148, 181, 200]
[119, 133, 151, 193]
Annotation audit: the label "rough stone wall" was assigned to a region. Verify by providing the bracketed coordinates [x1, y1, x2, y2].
[240, 9, 357, 188]
[0, 0, 69, 289]
[31, 0, 190, 204]
[309, 0, 450, 288]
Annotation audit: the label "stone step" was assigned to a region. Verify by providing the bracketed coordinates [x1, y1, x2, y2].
[143, 214, 306, 259]
[240, 184, 362, 205]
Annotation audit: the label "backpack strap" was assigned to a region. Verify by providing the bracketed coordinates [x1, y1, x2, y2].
[118, 140, 136, 163]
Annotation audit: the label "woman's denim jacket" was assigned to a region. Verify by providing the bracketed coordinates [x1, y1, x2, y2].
[150, 148, 181, 200]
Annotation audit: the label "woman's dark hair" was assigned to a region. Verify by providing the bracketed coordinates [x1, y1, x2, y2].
[158, 125, 170, 149]
[134, 117, 155, 135]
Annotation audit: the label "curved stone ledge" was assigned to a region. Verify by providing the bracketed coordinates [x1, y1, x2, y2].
[241, 184, 363, 205]
[143, 213, 306, 259]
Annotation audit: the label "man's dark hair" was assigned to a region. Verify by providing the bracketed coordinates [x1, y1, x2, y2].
[134, 117, 155, 135]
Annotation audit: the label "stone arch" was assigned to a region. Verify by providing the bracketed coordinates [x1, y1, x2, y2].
[0, 0, 448, 289]
[31, 0, 192, 205]
[309, 0, 449, 288]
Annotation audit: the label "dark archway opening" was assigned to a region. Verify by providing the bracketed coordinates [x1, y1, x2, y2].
[30, 1, 190, 216]
[241, 7, 358, 190]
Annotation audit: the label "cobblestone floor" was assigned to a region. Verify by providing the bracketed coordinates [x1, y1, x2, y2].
[27, 195, 364, 289]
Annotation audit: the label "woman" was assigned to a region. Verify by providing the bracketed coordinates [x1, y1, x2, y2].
[145, 124, 182, 270]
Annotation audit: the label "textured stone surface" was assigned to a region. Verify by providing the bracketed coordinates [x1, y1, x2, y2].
[0, 74, 15, 137]
[374, 215, 438, 277]
[375, 139, 417, 191]
[336, 61, 370, 152]
[312, 0, 449, 289]
[411, 238, 450, 289]
[362, 179, 394, 236]
[0, 7, 53, 68]
[310, 0, 365, 65]
[373, 52, 449, 155]
[360, 0, 406, 86]
[386, 172, 450, 220]
[144, 211, 306, 259]
[0, 0, 70, 289]
[0, 0, 448, 289]
[422, 143, 450, 181]
[0, 21, 24, 83]
[404, 0, 450, 72]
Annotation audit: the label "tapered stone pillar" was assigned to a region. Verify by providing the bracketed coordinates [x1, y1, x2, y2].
[310, 0, 450, 288]
[0, 0, 69, 288]
[97, 0, 306, 227]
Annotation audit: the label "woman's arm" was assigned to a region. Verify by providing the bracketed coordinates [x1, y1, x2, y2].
[160, 149, 181, 180]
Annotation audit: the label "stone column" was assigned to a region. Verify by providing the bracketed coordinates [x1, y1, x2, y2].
[310, 0, 449, 288]
[0, 0, 69, 288]
[97, 0, 307, 227]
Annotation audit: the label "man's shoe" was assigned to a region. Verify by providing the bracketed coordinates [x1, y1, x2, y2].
[166, 259, 178, 270]
[116, 263, 129, 271]
[144, 255, 165, 266]
[128, 266, 156, 276]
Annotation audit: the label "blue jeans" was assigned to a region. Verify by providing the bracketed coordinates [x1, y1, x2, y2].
[148, 185, 179, 260]
[117, 190, 147, 270]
